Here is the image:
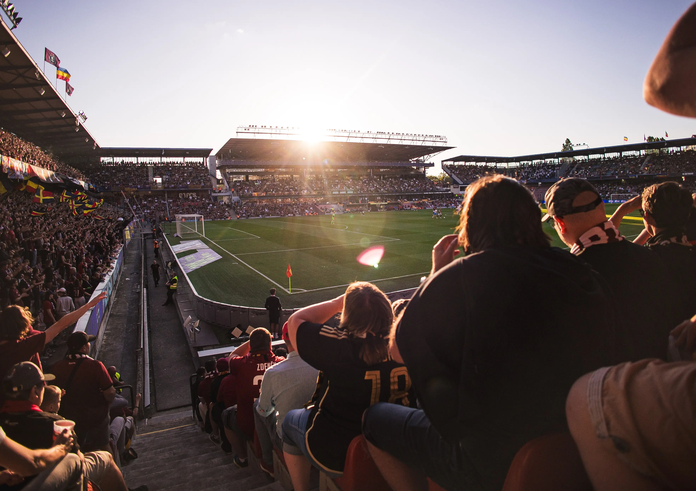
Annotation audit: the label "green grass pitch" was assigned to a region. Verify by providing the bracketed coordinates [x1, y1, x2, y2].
[165, 205, 645, 309]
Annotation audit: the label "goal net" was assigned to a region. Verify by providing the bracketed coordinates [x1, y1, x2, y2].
[175, 214, 205, 238]
[610, 193, 636, 203]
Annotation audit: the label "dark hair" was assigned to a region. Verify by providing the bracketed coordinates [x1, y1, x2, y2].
[270, 288, 276, 295]
[339, 282, 393, 366]
[456, 175, 550, 254]
[642, 181, 694, 229]
[204, 360, 216, 373]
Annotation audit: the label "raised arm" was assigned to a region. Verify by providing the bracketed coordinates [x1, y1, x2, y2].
[286, 296, 344, 356]
[609, 195, 642, 229]
[44, 291, 107, 343]
[644, 2, 696, 117]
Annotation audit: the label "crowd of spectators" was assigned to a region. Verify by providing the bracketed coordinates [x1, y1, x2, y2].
[0, 189, 127, 324]
[88, 161, 212, 190]
[0, 130, 86, 180]
[135, 195, 231, 222]
[325, 176, 443, 194]
[448, 150, 696, 185]
[232, 198, 323, 218]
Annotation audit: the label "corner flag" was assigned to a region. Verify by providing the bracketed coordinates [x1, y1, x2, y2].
[287, 264, 292, 292]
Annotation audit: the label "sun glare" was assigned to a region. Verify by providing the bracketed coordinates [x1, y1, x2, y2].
[299, 127, 325, 144]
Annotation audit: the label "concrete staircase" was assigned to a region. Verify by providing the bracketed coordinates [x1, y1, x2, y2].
[122, 410, 284, 491]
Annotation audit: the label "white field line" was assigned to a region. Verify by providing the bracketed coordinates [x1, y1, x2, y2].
[235, 239, 399, 257]
[290, 223, 401, 242]
[198, 233, 419, 295]
[227, 227, 261, 238]
[201, 237, 290, 293]
[288, 272, 429, 295]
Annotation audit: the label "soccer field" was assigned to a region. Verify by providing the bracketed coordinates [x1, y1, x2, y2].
[165, 206, 645, 309]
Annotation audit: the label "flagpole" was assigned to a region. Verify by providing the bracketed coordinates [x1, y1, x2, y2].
[289, 276, 291, 293]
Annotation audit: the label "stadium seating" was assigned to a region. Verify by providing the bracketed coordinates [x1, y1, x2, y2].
[501, 433, 593, 491]
[319, 435, 391, 491]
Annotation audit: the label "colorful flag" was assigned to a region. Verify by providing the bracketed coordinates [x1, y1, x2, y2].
[286, 264, 292, 278]
[44, 48, 60, 67]
[56, 67, 71, 81]
[25, 179, 39, 194]
[623, 136, 628, 141]
[15, 182, 25, 192]
[644, 134, 646, 142]
[33, 188, 54, 203]
[93, 214, 105, 220]
[69, 201, 81, 215]
[66, 82, 74, 96]
[665, 131, 669, 138]
[82, 208, 96, 215]
[31, 210, 45, 216]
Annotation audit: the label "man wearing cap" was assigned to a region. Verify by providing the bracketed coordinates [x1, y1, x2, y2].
[55, 289, 75, 320]
[49, 332, 115, 452]
[0, 362, 146, 491]
[254, 323, 318, 476]
[221, 328, 284, 468]
[543, 177, 677, 362]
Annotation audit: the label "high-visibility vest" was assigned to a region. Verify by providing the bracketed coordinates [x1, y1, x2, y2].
[170, 276, 178, 290]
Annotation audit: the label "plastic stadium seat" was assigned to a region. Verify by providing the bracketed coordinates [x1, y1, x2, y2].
[501, 433, 593, 491]
[427, 478, 446, 491]
[320, 435, 391, 491]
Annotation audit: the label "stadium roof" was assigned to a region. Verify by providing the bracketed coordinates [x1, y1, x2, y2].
[0, 20, 100, 160]
[443, 138, 696, 164]
[98, 147, 212, 159]
[215, 138, 453, 165]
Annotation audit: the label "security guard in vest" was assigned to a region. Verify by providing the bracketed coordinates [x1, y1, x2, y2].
[163, 273, 178, 306]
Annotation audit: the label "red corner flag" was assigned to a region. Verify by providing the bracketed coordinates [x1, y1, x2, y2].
[286, 264, 292, 278]
[286, 264, 292, 293]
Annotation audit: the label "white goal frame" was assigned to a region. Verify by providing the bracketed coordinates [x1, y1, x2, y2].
[175, 214, 205, 238]
[610, 193, 636, 203]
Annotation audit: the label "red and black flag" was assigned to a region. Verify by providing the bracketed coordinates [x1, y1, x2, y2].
[66, 82, 74, 96]
[44, 48, 60, 67]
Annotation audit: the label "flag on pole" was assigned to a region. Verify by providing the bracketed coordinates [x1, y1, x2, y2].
[665, 131, 669, 138]
[623, 136, 628, 141]
[56, 67, 71, 81]
[66, 82, 74, 96]
[287, 264, 292, 293]
[44, 48, 60, 67]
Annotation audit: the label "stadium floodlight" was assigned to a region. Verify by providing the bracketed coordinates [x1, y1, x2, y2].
[1, 1, 21, 29]
[84, 138, 88, 143]
[60, 111, 66, 117]
[1, 46, 9, 57]
[38, 87, 45, 95]
[74, 127, 79, 132]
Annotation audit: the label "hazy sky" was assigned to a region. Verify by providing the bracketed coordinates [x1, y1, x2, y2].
[5, 0, 696, 168]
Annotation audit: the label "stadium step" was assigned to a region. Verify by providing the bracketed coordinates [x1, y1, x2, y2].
[122, 410, 283, 491]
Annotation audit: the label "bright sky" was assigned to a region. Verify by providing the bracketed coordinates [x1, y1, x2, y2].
[5, 0, 696, 170]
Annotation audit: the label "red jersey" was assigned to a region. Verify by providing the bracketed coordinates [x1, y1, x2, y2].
[228, 350, 284, 439]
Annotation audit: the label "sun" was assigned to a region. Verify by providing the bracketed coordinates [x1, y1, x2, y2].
[299, 127, 325, 144]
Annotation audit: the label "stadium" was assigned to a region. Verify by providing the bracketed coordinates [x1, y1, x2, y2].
[1, 3, 696, 491]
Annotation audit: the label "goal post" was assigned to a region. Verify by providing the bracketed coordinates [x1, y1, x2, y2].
[609, 193, 637, 203]
[175, 214, 205, 238]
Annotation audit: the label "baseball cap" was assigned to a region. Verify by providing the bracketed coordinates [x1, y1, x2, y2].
[249, 328, 272, 352]
[2, 362, 55, 398]
[543, 178, 603, 221]
[66, 331, 97, 353]
[57, 287, 66, 293]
